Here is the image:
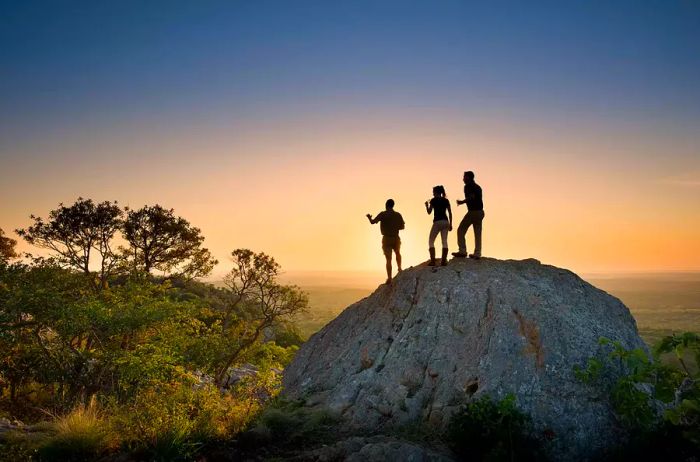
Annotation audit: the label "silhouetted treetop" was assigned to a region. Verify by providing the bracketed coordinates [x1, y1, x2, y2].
[0, 228, 18, 262]
[122, 204, 217, 279]
[15, 198, 123, 288]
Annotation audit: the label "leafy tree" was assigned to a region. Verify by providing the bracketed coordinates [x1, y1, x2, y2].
[121, 205, 217, 279]
[0, 261, 92, 404]
[213, 249, 308, 386]
[15, 198, 123, 289]
[0, 227, 18, 262]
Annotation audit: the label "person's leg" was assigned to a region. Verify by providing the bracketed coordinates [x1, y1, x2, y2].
[440, 223, 449, 265]
[471, 211, 484, 258]
[454, 214, 471, 256]
[382, 239, 392, 283]
[428, 223, 439, 265]
[439, 222, 449, 249]
[395, 241, 402, 272]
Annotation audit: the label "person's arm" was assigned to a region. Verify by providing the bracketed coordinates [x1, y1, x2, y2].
[399, 215, 405, 230]
[366, 213, 380, 224]
[425, 200, 433, 214]
[457, 185, 469, 205]
[447, 202, 453, 230]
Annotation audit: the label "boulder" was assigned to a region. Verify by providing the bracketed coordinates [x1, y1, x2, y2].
[282, 258, 647, 459]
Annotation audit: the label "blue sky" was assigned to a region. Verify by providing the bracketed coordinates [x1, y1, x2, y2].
[2, 0, 699, 147]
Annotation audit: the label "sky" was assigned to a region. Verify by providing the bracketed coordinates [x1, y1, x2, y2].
[1, 1, 699, 279]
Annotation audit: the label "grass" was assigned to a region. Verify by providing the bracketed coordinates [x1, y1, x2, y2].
[238, 399, 340, 454]
[37, 399, 114, 461]
[0, 399, 116, 462]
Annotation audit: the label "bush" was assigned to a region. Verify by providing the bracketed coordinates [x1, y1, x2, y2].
[446, 394, 541, 461]
[574, 333, 700, 457]
[37, 399, 114, 461]
[108, 383, 226, 461]
[241, 399, 339, 450]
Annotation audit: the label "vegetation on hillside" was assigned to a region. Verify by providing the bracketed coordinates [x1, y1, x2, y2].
[0, 199, 307, 460]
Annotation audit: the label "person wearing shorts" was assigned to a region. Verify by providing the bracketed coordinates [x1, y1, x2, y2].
[366, 199, 405, 284]
[425, 185, 452, 266]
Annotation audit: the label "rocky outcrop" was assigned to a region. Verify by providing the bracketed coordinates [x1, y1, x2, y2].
[282, 258, 647, 459]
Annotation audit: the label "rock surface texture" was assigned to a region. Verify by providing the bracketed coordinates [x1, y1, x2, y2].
[282, 258, 647, 459]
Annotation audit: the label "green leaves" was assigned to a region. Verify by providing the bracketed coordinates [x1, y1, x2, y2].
[574, 333, 700, 452]
[122, 205, 218, 279]
[0, 228, 18, 262]
[16, 198, 123, 289]
[446, 394, 541, 461]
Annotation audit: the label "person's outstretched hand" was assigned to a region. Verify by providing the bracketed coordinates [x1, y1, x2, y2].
[456, 199, 464, 206]
[366, 213, 372, 219]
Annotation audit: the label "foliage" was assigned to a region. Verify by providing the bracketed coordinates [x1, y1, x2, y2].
[446, 394, 541, 461]
[15, 198, 123, 289]
[14, 198, 220, 286]
[122, 204, 217, 279]
[0, 203, 306, 460]
[0, 228, 17, 262]
[655, 332, 700, 446]
[575, 334, 700, 456]
[0, 198, 313, 460]
[574, 338, 664, 430]
[240, 399, 339, 451]
[213, 249, 308, 386]
[37, 399, 115, 461]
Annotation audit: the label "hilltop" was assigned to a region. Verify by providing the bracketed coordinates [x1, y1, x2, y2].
[282, 257, 647, 459]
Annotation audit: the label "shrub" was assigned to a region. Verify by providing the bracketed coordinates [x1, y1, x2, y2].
[109, 383, 221, 460]
[574, 333, 700, 457]
[37, 399, 115, 461]
[241, 399, 339, 450]
[446, 394, 541, 461]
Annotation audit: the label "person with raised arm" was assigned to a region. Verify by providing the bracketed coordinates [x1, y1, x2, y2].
[366, 199, 405, 284]
[425, 185, 452, 266]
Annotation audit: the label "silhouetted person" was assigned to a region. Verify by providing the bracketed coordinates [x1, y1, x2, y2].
[366, 199, 405, 284]
[452, 171, 484, 259]
[425, 185, 452, 266]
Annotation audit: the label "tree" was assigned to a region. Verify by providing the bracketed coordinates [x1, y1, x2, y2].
[15, 198, 123, 289]
[214, 249, 308, 386]
[0, 228, 17, 262]
[122, 205, 217, 279]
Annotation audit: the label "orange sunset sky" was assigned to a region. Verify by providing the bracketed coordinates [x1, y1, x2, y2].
[2, 2, 699, 278]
